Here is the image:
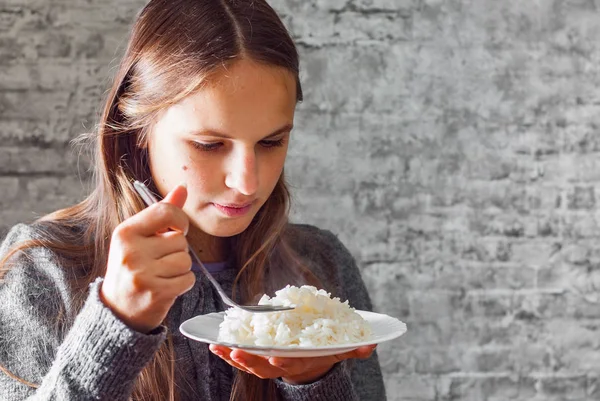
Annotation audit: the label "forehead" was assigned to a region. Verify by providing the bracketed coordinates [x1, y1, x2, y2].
[155, 59, 297, 137]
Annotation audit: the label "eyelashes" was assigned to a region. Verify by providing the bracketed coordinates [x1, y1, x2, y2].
[191, 138, 286, 152]
[191, 142, 222, 151]
[258, 138, 286, 148]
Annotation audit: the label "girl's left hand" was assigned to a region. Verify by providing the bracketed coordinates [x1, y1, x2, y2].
[209, 344, 377, 384]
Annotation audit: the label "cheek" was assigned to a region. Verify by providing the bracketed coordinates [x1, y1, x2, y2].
[262, 152, 286, 182]
[148, 142, 191, 195]
[185, 159, 222, 194]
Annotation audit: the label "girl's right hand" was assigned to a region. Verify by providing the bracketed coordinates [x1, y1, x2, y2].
[100, 184, 196, 333]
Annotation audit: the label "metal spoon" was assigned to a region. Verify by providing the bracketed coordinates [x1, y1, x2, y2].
[133, 180, 294, 313]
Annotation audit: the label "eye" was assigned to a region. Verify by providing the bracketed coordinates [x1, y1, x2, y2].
[259, 138, 286, 148]
[192, 142, 223, 151]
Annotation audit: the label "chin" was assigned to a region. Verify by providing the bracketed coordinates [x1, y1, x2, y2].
[204, 218, 254, 238]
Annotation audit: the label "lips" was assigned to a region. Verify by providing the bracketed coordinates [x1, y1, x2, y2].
[212, 202, 254, 217]
[217, 202, 253, 209]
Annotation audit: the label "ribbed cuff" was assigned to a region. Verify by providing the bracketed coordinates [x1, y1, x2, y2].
[275, 361, 358, 401]
[46, 278, 166, 400]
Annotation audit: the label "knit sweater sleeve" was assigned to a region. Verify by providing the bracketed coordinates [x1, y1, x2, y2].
[0, 224, 166, 401]
[274, 225, 387, 401]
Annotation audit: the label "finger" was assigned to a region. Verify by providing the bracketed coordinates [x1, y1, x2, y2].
[160, 270, 196, 296]
[268, 345, 378, 378]
[355, 344, 377, 359]
[146, 231, 188, 259]
[162, 183, 187, 209]
[330, 344, 377, 364]
[229, 349, 284, 379]
[209, 346, 253, 375]
[128, 202, 189, 237]
[155, 251, 192, 278]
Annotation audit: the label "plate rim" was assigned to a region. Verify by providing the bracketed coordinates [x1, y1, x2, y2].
[179, 309, 407, 352]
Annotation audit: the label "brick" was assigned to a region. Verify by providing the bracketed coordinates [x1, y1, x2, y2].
[35, 32, 72, 58]
[462, 292, 513, 318]
[46, 3, 143, 30]
[352, 0, 413, 11]
[409, 290, 463, 320]
[364, 259, 535, 291]
[448, 263, 535, 291]
[509, 240, 561, 267]
[22, 175, 88, 213]
[559, 346, 600, 372]
[448, 318, 538, 348]
[0, 146, 91, 175]
[413, 347, 460, 374]
[541, 153, 600, 183]
[398, 321, 444, 348]
[512, 292, 569, 320]
[0, 37, 23, 64]
[288, 190, 357, 235]
[0, 120, 69, 144]
[376, 342, 413, 375]
[467, 183, 562, 213]
[539, 376, 587, 400]
[0, 61, 106, 92]
[561, 213, 600, 238]
[0, 6, 25, 32]
[331, 12, 411, 43]
[362, 263, 411, 318]
[0, 91, 71, 121]
[384, 373, 437, 400]
[299, 44, 412, 113]
[444, 376, 537, 401]
[463, 347, 515, 373]
[566, 186, 596, 210]
[0, 177, 20, 208]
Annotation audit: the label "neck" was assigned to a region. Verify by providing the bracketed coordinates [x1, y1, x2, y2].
[186, 226, 228, 263]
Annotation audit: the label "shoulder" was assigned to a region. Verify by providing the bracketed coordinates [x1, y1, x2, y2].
[1, 223, 38, 251]
[0, 223, 77, 321]
[1, 223, 65, 276]
[0, 224, 78, 388]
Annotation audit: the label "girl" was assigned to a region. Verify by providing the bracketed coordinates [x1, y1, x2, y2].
[0, 0, 386, 400]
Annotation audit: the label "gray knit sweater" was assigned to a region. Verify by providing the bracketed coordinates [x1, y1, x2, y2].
[0, 223, 386, 401]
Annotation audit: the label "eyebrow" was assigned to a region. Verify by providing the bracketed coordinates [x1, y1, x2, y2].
[188, 124, 294, 139]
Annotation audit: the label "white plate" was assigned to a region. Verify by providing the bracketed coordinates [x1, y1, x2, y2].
[179, 310, 407, 357]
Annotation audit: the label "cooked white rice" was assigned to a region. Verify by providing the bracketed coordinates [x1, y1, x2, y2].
[217, 285, 372, 347]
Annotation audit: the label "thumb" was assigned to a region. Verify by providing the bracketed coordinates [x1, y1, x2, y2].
[161, 182, 188, 209]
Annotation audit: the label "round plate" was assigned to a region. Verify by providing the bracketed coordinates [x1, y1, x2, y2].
[179, 310, 407, 357]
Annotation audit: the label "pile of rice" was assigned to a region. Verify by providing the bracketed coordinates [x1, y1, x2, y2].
[217, 285, 372, 347]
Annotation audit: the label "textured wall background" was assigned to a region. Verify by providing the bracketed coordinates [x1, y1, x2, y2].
[2, 0, 600, 400]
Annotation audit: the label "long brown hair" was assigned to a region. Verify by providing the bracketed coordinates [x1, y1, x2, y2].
[0, 0, 319, 400]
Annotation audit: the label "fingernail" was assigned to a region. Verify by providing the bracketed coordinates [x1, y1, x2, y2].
[179, 182, 187, 189]
[232, 356, 245, 365]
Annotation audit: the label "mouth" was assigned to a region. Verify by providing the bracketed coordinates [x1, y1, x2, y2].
[212, 202, 254, 217]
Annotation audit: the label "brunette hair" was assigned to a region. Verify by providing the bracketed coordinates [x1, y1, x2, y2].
[0, 0, 320, 400]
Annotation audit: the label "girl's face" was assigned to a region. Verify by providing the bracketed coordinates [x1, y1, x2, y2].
[147, 59, 297, 240]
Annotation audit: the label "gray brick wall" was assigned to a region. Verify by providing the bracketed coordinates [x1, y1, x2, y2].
[1, 0, 599, 400]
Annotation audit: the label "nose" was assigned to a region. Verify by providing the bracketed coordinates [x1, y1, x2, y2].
[224, 147, 258, 196]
